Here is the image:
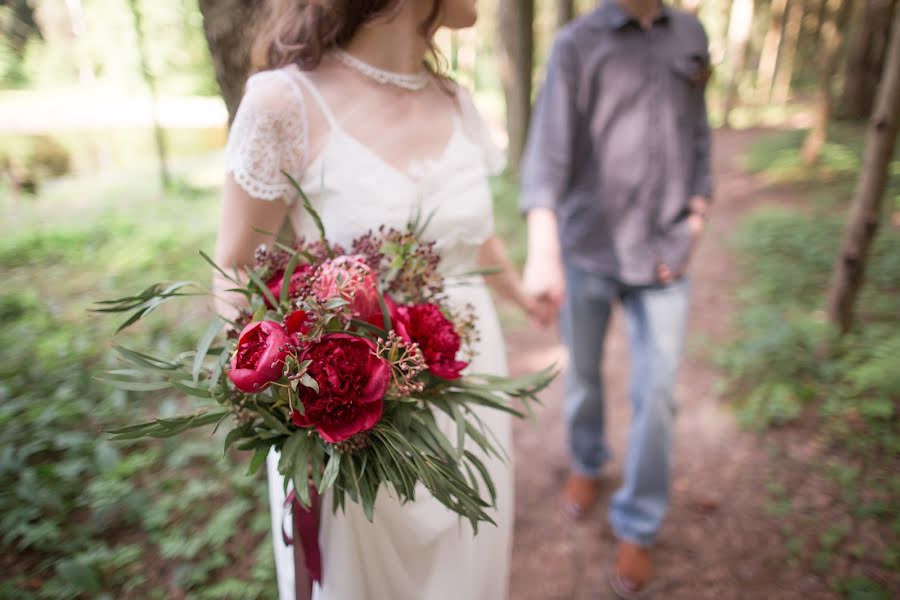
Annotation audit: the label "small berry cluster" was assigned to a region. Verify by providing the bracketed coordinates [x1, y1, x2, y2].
[375, 331, 427, 397]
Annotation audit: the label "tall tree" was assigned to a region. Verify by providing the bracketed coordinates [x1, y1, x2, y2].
[826, 8, 900, 334]
[802, 0, 855, 164]
[841, 0, 897, 119]
[555, 0, 575, 29]
[128, 0, 170, 189]
[64, 0, 94, 84]
[498, 0, 535, 172]
[772, 0, 807, 104]
[722, 0, 755, 127]
[811, 0, 830, 43]
[197, 0, 265, 124]
[756, 0, 789, 102]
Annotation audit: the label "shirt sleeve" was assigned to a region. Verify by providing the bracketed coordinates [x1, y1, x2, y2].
[689, 29, 713, 201]
[519, 33, 577, 213]
[224, 70, 309, 203]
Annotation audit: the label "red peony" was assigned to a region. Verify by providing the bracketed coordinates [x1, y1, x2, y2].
[290, 334, 390, 443]
[392, 303, 468, 380]
[314, 255, 384, 327]
[265, 264, 312, 308]
[284, 309, 311, 338]
[228, 321, 292, 393]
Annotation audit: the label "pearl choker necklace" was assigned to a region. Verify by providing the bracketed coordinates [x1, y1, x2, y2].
[333, 49, 430, 91]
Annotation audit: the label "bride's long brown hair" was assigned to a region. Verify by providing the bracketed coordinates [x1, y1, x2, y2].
[252, 0, 445, 72]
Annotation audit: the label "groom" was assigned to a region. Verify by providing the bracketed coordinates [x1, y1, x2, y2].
[520, 0, 712, 595]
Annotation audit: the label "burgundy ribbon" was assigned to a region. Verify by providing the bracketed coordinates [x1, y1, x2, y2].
[283, 485, 322, 600]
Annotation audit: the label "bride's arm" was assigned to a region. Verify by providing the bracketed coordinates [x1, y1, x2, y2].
[212, 70, 312, 321]
[212, 175, 291, 321]
[478, 235, 553, 326]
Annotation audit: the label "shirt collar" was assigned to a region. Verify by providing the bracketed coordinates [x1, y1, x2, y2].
[593, 1, 671, 30]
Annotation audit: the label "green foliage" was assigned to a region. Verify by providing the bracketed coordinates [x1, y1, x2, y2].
[720, 205, 900, 440]
[744, 125, 900, 214]
[835, 576, 893, 600]
[718, 129, 900, 594]
[11, 0, 217, 95]
[0, 173, 276, 597]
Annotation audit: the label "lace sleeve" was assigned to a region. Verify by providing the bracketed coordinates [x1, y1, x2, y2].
[224, 70, 308, 202]
[457, 87, 507, 176]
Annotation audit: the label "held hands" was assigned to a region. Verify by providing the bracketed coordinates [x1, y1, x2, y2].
[522, 255, 565, 328]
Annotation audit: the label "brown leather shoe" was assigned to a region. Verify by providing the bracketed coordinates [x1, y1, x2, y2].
[561, 473, 601, 520]
[610, 541, 652, 599]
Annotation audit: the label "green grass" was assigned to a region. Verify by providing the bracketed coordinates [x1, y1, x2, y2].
[717, 128, 900, 598]
[0, 162, 277, 598]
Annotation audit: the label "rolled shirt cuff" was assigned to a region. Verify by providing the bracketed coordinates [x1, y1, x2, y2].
[520, 186, 558, 214]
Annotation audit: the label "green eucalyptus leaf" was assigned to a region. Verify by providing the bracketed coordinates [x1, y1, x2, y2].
[248, 447, 268, 475]
[193, 317, 224, 383]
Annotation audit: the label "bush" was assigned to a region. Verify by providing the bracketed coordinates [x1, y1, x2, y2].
[719, 207, 900, 446]
[0, 179, 276, 597]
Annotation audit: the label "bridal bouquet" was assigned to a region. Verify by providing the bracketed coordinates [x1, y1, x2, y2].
[97, 176, 553, 531]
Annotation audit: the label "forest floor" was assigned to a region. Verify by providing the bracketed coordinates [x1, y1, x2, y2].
[505, 127, 843, 600]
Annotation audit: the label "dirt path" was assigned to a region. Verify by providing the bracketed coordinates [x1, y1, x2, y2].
[505, 128, 833, 600]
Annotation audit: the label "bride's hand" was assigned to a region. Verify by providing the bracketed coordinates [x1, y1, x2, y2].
[523, 255, 565, 316]
[520, 292, 559, 328]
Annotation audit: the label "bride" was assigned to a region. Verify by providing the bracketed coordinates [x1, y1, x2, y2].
[213, 1, 548, 598]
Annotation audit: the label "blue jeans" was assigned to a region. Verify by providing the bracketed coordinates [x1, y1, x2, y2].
[561, 263, 690, 546]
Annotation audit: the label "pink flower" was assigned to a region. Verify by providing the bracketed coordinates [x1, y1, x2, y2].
[314, 255, 384, 327]
[228, 321, 292, 393]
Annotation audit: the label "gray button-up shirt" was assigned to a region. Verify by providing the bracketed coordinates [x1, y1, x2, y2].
[520, 1, 713, 285]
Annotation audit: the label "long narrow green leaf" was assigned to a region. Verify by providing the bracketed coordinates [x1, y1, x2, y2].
[248, 447, 268, 475]
[464, 450, 497, 506]
[449, 401, 466, 460]
[246, 268, 280, 309]
[193, 317, 224, 383]
[256, 405, 292, 436]
[283, 170, 327, 246]
[280, 253, 303, 304]
[97, 379, 172, 392]
[168, 378, 215, 398]
[200, 250, 240, 285]
[114, 345, 182, 371]
[292, 435, 312, 507]
[319, 452, 341, 493]
[223, 426, 247, 455]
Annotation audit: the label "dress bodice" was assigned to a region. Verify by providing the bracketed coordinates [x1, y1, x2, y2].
[224, 65, 505, 276]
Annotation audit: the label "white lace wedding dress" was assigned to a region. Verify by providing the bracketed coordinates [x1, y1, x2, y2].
[224, 64, 513, 600]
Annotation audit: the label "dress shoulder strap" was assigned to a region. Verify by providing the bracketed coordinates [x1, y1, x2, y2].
[287, 66, 339, 130]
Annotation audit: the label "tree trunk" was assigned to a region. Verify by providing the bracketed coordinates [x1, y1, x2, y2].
[756, 0, 789, 102]
[64, 0, 94, 84]
[555, 0, 575, 29]
[811, 0, 830, 41]
[722, 0, 755, 127]
[498, 0, 535, 172]
[826, 8, 900, 334]
[197, 0, 265, 124]
[841, 0, 897, 119]
[773, 0, 807, 104]
[802, 0, 855, 164]
[127, 0, 170, 190]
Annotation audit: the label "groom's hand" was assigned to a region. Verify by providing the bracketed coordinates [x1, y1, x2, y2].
[523, 255, 565, 325]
